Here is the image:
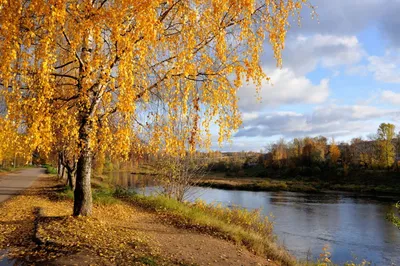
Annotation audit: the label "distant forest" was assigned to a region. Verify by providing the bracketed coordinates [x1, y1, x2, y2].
[206, 123, 399, 177]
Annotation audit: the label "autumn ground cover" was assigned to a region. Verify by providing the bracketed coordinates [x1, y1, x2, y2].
[0, 174, 282, 265]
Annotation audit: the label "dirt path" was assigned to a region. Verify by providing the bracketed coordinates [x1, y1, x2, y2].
[0, 168, 44, 203]
[129, 213, 271, 266]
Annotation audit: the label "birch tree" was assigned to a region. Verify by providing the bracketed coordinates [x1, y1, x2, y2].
[0, 0, 309, 216]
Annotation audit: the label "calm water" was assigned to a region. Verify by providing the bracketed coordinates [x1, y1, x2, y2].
[109, 172, 400, 265]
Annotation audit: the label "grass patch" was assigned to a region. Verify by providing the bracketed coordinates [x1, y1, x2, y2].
[0, 167, 14, 173]
[92, 188, 120, 205]
[136, 256, 158, 266]
[56, 185, 75, 200]
[56, 185, 129, 205]
[288, 182, 319, 193]
[258, 179, 289, 190]
[124, 194, 296, 266]
[43, 164, 57, 174]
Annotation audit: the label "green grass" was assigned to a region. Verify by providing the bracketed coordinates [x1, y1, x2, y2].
[135, 256, 158, 266]
[92, 188, 121, 205]
[43, 164, 58, 175]
[56, 186, 75, 200]
[56, 185, 124, 205]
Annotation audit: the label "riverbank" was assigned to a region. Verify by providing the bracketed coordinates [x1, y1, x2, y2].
[198, 176, 400, 195]
[0, 174, 287, 265]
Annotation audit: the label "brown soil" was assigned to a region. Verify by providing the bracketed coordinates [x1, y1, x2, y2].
[130, 212, 270, 266]
[0, 174, 272, 266]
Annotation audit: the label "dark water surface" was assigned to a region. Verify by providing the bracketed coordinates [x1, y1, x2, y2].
[109, 172, 400, 265]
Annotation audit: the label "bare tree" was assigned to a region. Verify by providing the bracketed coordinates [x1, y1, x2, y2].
[157, 154, 206, 202]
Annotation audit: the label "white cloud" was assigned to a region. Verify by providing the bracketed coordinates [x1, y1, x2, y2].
[235, 105, 399, 139]
[238, 67, 330, 111]
[344, 49, 400, 84]
[264, 34, 365, 75]
[298, 35, 364, 68]
[241, 112, 259, 121]
[367, 51, 400, 83]
[381, 90, 400, 104]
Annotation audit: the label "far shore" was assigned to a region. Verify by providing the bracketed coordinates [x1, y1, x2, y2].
[197, 176, 400, 196]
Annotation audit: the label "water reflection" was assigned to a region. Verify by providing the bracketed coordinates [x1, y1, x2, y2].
[106, 171, 158, 189]
[108, 172, 400, 265]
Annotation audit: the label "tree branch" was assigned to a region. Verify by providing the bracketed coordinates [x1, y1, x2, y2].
[54, 60, 76, 70]
[50, 73, 78, 81]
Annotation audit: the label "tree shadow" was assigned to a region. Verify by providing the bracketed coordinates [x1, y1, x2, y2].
[0, 207, 81, 265]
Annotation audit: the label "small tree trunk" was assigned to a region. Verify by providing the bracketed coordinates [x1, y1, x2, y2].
[61, 166, 66, 180]
[66, 168, 76, 190]
[57, 154, 62, 177]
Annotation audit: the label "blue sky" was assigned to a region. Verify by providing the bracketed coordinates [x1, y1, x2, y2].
[218, 0, 400, 152]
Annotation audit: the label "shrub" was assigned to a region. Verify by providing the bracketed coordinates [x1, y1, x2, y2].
[258, 180, 288, 191]
[287, 167, 301, 176]
[336, 168, 344, 177]
[227, 160, 243, 173]
[312, 166, 322, 176]
[301, 167, 313, 176]
[387, 202, 400, 230]
[208, 161, 227, 172]
[43, 164, 57, 175]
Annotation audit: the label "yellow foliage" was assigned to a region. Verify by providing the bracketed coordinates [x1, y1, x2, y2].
[329, 139, 341, 164]
[0, 0, 309, 160]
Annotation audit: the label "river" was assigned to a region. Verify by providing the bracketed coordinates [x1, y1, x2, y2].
[109, 172, 400, 265]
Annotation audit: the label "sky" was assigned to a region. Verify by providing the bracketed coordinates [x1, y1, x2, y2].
[216, 0, 400, 152]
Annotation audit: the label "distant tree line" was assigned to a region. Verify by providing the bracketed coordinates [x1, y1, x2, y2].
[266, 123, 398, 169]
[205, 123, 400, 177]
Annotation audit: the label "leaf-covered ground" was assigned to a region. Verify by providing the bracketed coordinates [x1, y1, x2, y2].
[0, 174, 269, 265]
